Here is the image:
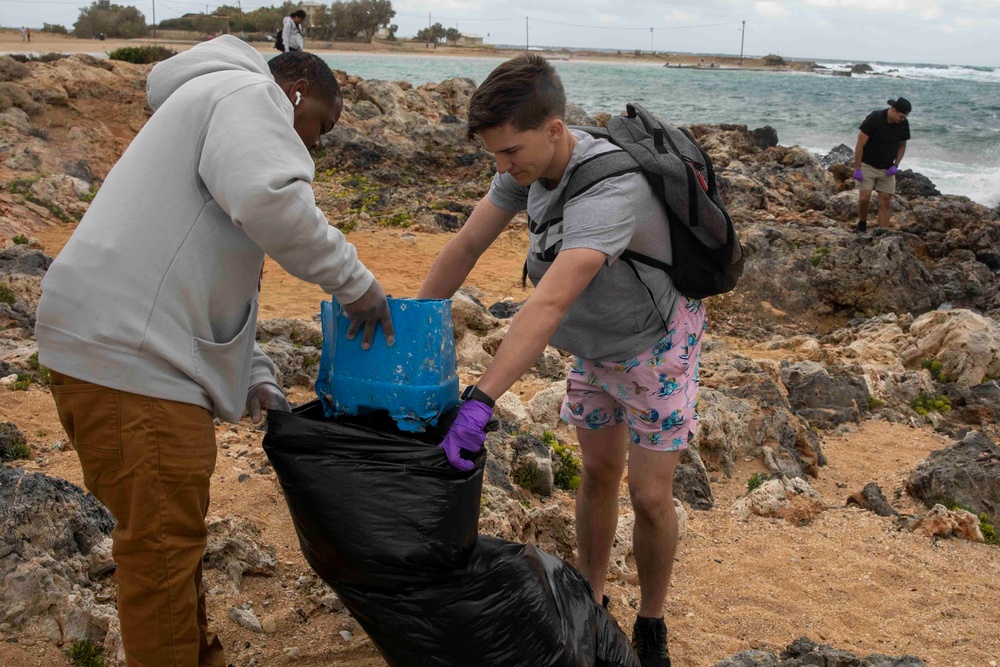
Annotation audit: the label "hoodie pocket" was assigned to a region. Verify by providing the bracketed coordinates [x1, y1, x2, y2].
[191, 299, 258, 422]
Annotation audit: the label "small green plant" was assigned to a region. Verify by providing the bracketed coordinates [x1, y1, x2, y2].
[0, 284, 16, 305]
[10, 373, 31, 391]
[11, 234, 29, 245]
[980, 513, 998, 545]
[910, 393, 951, 416]
[80, 186, 99, 203]
[108, 46, 177, 65]
[810, 246, 829, 267]
[66, 640, 107, 667]
[512, 459, 541, 490]
[549, 431, 582, 491]
[27, 352, 51, 385]
[747, 472, 764, 492]
[920, 358, 950, 383]
[379, 211, 413, 228]
[0, 422, 30, 461]
[867, 395, 885, 410]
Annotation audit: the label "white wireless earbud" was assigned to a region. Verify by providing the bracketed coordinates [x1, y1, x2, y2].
[294, 91, 302, 107]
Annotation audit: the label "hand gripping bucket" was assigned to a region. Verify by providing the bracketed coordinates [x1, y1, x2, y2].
[316, 298, 459, 432]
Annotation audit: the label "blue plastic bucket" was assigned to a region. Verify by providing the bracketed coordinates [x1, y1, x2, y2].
[316, 298, 459, 432]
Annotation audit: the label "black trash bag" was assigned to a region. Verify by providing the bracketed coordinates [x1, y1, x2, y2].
[263, 401, 640, 667]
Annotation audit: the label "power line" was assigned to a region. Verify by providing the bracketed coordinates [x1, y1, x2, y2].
[532, 17, 745, 31]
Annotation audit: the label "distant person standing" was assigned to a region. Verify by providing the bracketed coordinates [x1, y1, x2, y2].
[25, 27, 31, 42]
[852, 97, 911, 233]
[20, 26, 26, 41]
[282, 9, 306, 52]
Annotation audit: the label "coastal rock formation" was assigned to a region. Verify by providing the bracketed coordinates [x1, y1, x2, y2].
[906, 431, 1000, 524]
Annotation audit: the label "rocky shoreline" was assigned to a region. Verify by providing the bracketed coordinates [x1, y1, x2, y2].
[1, 54, 999, 666]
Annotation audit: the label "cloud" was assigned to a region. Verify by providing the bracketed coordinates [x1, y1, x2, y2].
[596, 13, 621, 24]
[755, 1, 790, 17]
[802, 0, 943, 19]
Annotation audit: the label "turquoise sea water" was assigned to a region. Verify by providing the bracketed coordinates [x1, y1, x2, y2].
[319, 53, 1000, 207]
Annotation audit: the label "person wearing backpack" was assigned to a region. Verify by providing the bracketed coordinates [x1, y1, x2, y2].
[279, 9, 307, 52]
[417, 54, 722, 667]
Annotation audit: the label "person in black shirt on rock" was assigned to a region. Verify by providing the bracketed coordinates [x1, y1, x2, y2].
[852, 97, 911, 233]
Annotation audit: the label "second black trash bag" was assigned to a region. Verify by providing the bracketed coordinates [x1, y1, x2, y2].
[263, 401, 640, 667]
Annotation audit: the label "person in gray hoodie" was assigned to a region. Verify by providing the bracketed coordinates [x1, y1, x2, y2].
[35, 36, 393, 666]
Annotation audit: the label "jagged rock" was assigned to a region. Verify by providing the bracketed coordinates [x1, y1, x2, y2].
[749, 126, 778, 150]
[527, 381, 565, 424]
[901, 309, 1000, 387]
[732, 477, 824, 524]
[851, 63, 874, 74]
[846, 482, 898, 517]
[487, 299, 524, 319]
[715, 636, 926, 666]
[896, 169, 940, 198]
[0, 421, 28, 459]
[227, 606, 263, 633]
[256, 338, 320, 389]
[564, 103, 595, 126]
[494, 392, 528, 424]
[910, 504, 983, 542]
[812, 235, 939, 317]
[674, 449, 714, 510]
[530, 349, 567, 381]
[780, 360, 868, 429]
[819, 143, 854, 168]
[203, 516, 277, 593]
[0, 467, 119, 652]
[906, 431, 1000, 524]
[450, 289, 498, 336]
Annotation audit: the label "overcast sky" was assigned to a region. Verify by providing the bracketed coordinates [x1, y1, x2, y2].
[5, 0, 998, 67]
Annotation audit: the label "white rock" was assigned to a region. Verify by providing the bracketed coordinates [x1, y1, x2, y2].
[494, 392, 528, 424]
[528, 381, 566, 424]
[283, 646, 303, 660]
[0, 374, 19, 386]
[339, 630, 353, 641]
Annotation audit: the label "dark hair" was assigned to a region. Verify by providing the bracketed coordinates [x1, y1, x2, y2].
[268, 52, 341, 103]
[291, 9, 307, 18]
[466, 53, 566, 140]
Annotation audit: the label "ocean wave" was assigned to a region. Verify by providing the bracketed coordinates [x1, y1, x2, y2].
[815, 61, 999, 84]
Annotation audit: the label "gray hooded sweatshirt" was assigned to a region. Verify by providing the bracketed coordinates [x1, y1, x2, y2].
[35, 36, 373, 422]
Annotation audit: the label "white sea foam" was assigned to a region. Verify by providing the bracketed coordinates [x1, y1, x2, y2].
[818, 61, 1000, 84]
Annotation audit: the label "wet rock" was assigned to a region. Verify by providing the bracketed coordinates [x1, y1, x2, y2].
[819, 143, 854, 169]
[896, 169, 940, 198]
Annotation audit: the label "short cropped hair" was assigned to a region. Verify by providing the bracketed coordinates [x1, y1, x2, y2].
[466, 54, 566, 140]
[268, 52, 341, 104]
[291, 9, 307, 18]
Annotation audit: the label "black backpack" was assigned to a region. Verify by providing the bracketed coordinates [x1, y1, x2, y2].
[568, 103, 743, 301]
[274, 28, 284, 51]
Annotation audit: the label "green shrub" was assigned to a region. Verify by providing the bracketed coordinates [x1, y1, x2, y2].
[11, 234, 29, 245]
[27, 352, 52, 385]
[810, 246, 829, 267]
[911, 393, 951, 415]
[920, 358, 950, 383]
[66, 640, 107, 667]
[980, 513, 998, 545]
[551, 434, 582, 492]
[10, 373, 31, 391]
[0, 284, 16, 305]
[379, 211, 412, 228]
[747, 472, 764, 492]
[108, 46, 177, 65]
[866, 395, 885, 410]
[43, 23, 69, 35]
[512, 459, 540, 491]
[0, 422, 30, 461]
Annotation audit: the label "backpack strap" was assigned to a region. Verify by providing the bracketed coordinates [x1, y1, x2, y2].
[563, 149, 643, 205]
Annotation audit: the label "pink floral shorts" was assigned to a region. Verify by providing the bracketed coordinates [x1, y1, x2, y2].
[559, 298, 706, 451]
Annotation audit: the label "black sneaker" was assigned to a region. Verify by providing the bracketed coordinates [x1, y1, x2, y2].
[632, 616, 671, 667]
[853, 219, 868, 233]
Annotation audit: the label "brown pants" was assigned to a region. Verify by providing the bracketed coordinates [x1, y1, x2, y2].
[50, 372, 227, 667]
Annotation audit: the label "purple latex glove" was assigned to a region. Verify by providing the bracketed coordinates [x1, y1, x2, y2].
[439, 399, 492, 471]
[886, 164, 898, 176]
[852, 168, 864, 182]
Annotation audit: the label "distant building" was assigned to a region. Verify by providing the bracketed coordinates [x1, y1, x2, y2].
[455, 33, 483, 46]
[300, 2, 325, 28]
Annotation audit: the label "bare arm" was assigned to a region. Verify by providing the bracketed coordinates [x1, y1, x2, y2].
[476, 248, 607, 400]
[417, 197, 517, 299]
[854, 131, 869, 170]
[895, 141, 906, 167]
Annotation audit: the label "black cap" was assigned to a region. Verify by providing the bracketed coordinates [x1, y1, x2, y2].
[887, 98, 912, 114]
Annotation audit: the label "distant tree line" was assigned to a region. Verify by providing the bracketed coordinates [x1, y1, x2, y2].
[416, 23, 465, 44]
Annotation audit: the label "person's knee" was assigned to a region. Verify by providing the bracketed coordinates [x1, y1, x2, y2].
[628, 483, 675, 523]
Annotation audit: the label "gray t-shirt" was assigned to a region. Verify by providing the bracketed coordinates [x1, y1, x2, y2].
[488, 130, 680, 362]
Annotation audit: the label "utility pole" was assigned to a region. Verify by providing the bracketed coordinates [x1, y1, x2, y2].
[650, 27, 653, 53]
[152, 0, 156, 38]
[525, 16, 528, 51]
[740, 20, 745, 66]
